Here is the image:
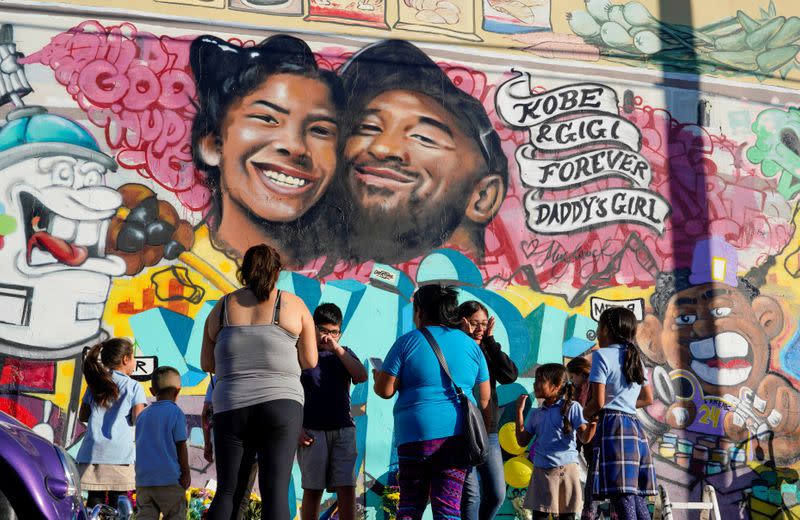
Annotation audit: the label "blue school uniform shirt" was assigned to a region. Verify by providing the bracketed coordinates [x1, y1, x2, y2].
[135, 400, 188, 487]
[382, 326, 489, 446]
[589, 344, 648, 414]
[524, 399, 587, 468]
[76, 370, 147, 464]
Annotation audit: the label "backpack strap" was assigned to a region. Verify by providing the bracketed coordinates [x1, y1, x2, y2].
[420, 327, 465, 398]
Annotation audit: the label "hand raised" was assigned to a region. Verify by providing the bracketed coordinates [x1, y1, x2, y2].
[516, 394, 528, 413]
[486, 316, 495, 337]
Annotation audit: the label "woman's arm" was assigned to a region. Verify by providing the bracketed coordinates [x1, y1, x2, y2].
[201, 402, 213, 463]
[296, 307, 319, 370]
[515, 394, 534, 446]
[583, 382, 606, 421]
[636, 384, 654, 408]
[200, 300, 223, 373]
[374, 371, 399, 399]
[476, 379, 492, 429]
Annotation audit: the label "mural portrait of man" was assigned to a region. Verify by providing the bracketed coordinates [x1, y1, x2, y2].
[338, 40, 508, 265]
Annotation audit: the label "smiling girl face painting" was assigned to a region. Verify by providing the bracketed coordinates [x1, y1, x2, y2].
[190, 34, 344, 265]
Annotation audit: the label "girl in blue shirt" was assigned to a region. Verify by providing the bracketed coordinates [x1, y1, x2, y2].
[582, 307, 657, 520]
[515, 363, 596, 520]
[77, 338, 147, 510]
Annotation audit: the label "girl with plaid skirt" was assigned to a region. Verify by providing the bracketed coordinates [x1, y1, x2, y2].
[583, 307, 658, 520]
[515, 364, 597, 520]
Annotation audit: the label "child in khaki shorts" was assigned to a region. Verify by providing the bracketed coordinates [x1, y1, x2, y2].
[515, 364, 597, 519]
[298, 304, 368, 520]
[135, 367, 190, 520]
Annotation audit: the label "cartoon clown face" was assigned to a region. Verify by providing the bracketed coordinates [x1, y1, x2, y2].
[0, 106, 124, 357]
[640, 236, 784, 398]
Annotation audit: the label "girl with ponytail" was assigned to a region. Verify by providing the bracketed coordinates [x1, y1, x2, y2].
[76, 338, 147, 510]
[582, 307, 657, 520]
[515, 363, 596, 519]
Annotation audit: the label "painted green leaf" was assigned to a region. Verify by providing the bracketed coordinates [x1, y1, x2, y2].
[0, 215, 16, 235]
[768, 16, 800, 49]
[756, 45, 799, 72]
[737, 10, 761, 33]
[746, 16, 785, 50]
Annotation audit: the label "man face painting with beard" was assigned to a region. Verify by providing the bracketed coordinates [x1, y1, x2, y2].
[338, 40, 508, 264]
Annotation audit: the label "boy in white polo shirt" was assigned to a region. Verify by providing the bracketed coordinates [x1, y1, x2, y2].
[135, 366, 190, 520]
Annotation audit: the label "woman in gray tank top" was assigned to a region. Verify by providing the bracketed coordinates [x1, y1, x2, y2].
[201, 244, 318, 520]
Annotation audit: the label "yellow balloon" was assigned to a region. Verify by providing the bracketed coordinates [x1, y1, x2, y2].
[504, 456, 533, 489]
[499, 422, 526, 455]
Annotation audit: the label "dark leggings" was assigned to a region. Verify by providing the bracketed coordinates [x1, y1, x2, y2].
[208, 399, 303, 520]
[86, 490, 127, 509]
[532, 513, 576, 520]
[609, 494, 651, 520]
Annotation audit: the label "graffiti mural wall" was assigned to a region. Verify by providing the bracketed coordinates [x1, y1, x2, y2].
[1, 0, 800, 517]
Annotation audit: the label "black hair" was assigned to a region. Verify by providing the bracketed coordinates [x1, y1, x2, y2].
[189, 34, 347, 264]
[190, 34, 345, 178]
[83, 338, 135, 408]
[151, 366, 181, 393]
[566, 356, 591, 377]
[535, 363, 575, 435]
[457, 300, 488, 320]
[237, 244, 282, 301]
[597, 307, 645, 385]
[413, 284, 461, 328]
[314, 302, 343, 326]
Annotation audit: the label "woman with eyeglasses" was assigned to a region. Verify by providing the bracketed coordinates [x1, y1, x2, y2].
[459, 300, 519, 520]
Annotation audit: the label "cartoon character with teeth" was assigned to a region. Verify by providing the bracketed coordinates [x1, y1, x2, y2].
[0, 41, 124, 359]
[638, 237, 800, 462]
[0, 27, 127, 445]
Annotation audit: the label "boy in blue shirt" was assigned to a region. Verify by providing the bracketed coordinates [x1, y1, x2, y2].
[135, 366, 190, 520]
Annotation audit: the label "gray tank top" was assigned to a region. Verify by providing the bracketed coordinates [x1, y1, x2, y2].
[212, 290, 304, 413]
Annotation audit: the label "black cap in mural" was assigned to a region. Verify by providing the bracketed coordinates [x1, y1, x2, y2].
[339, 39, 508, 182]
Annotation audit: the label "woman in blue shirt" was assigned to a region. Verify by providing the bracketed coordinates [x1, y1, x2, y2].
[374, 284, 491, 520]
[583, 307, 657, 520]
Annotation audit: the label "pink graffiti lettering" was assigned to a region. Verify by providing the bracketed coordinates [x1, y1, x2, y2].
[21, 21, 208, 212]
